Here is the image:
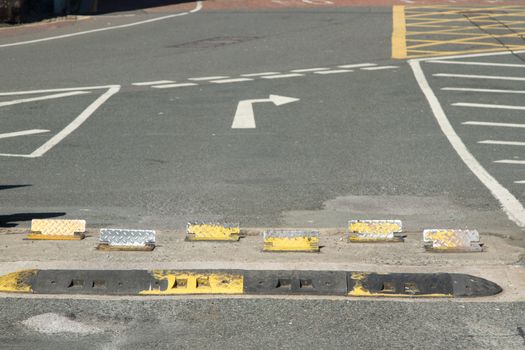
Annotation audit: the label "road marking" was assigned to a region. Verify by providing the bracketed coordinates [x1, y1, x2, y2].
[0, 1, 202, 48]
[291, 67, 330, 73]
[338, 63, 377, 69]
[132, 80, 175, 86]
[152, 83, 198, 89]
[189, 76, 230, 81]
[443, 87, 525, 94]
[231, 95, 299, 129]
[494, 159, 525, 165]
[409, 59, 525, 227]
[261, 73, 304, 79]
[0, 129, 49, 139]
[463, 121, 525, 129]
[0, 85, 117, 96]
[240, 72, 281, 77]
[478, 140, 525, 146]
[314, 69, 353, 74]
[453, 102, 525, 111]
[210, 78, 253, 84]
[428, 60, 525, 68]
[434, 73, 525, 82]
[0, 91, 90, 108]
[515, 180, 525, 184]
[362, 66, 399, 71]
[392, 5, 407, 59]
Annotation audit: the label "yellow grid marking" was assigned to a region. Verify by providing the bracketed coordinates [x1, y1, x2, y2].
[392, 5, 525, 59]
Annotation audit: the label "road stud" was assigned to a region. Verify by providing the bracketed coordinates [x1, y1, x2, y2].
[263, 230, 320, 252]
[26, 219, 86, 240]
[97, 229, 156, 251]
[423, 229, 483, 252]
[349, 219, 404, 242]
[186, 223, 241, 241]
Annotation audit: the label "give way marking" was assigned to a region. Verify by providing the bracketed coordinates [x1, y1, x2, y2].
[0, 85, 120, 158]
[231, 94, 300, 129]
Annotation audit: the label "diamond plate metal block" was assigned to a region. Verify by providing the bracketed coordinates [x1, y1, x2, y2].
[263, 230, 320, 252]
[31, 219, 86, 236]
[423, 229, 483, 252]
[349, 220, 404, 242]
[99, 229, 156, 247]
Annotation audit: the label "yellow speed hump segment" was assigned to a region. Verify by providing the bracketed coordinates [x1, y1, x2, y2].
[26, 219, 86, 240]
[263, 230, 320, 252]
[186, 223, 241, 241]
[0, 269, 502, 298]
[349, 220, 404, 242]
[423, 229, 483, 252]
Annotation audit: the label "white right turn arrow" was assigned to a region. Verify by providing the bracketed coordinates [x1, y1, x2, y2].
[231, 94, 300, 129]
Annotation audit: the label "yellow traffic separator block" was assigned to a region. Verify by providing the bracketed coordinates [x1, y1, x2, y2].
[186, 223, 241, 241]
[263, 230, 320, 252]
[26, 219, 86, 240]
[349, 220, 404, 242]
[423, 229, 483, 252]
[0, 270, 36, 293]
[140, 271, 244, 295]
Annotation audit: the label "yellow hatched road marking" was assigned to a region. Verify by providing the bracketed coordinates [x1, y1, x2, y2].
[392, 6, 407, 59]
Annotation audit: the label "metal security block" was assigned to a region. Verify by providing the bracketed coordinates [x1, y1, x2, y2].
[98, 229, 155, 251]
[27, 219, 86, 240]
[349, 219, 404, 242]
[423, 229, 483, 252]
[186, 223, 241, 241]
[263, 230, 320, 252]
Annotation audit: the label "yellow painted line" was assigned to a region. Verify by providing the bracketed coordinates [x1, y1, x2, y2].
[392, 5, 407, 59]
[186, 223, 241, 241]
[140, 271, 243, 295]
[0, 270, 36, 293]
[30, 219, 85, 236]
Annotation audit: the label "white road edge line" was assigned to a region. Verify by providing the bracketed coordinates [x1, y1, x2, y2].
[261, 73, 304, 79]
[443, 87, 525, 94]
[0, 91, 90, 108]
[314, 69, 353, 75]
[0, 129, 49, 139]
[478, 140, 525, 146]
[428, 60, 525, 68]
[152, 83, 197, 88]
[29, 85, 121, 158]
[453, 102, 525, 111]
[434, 73, 525, 81]
[0, 1, 202, 48]
[409, 59, 525, 227]
[494, 160, 525, 165]
[189, 76, 230, 81]
[361, 66, 399, 70]
[132, 80, 175, 86]
[338, 63, 377, 69]
[210, 78, 253, 84]
[463, 121, 525, 128]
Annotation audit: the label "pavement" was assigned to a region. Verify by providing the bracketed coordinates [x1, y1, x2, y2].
[1, 0, 525, 348]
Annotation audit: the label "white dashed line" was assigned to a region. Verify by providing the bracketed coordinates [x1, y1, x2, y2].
[189, 76, 230, 81]
[152, 83, 198, 89]
[515, 181, 525, 184]
[361, 66, 399, 71]
[338, 63, 377, 69]
[442, 87, 525, 94]
[478, 140, 525, 146]
[240, 72, 281, 77]
[463, 121, 525, 129]
[210, 78, 253, 84]
[434, 73, 525, 81]
[132, 80, 175, 86]
[453, 102, 525, 111]
[291, 68, 330, 73]
[314, 69, 353, 75]
[261, 73, 304, 79]
[0, 91, 90, 108]
[494, 159, 525, 165]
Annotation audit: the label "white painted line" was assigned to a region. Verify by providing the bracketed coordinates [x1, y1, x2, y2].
[463, 121, 525, 129]
[453, 102, 525, 111]
[361, 66, 399, 71]
[515, 180, 525, 184]
[261, 73, 304, 79]
[414, 49, 525, 63]
[0, 1, 202, 48]
[0, 91, 90, 108]
[428, 60, 525, 68]
[442, 87, 525, 94]
[338, 63, 377, 69]
[240, 72, 280, 77]
[132, 80, 175, 86]
[314, 69, 353, 75]
[291, 68, 330, 73]
[0, 153, 36, 158]
[478, 140, 525, 146]
[409, 59, 525, 227]
[0, 129, 49, 139]
[494, 159, 525, 165]
[210, 78, 253, 84]
[30, 85, 121, 158]
[189, 76, 230, 81]
[434, 73, 525, 82]
[151, 83, 197, 89]
[0, 85, 118, 96]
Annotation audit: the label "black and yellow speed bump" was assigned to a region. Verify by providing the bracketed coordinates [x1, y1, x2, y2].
[0, 269, 502, 297]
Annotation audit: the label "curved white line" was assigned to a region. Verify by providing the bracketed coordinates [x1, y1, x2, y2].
[0, 1, 202, 49]
[409, 59, 525, 228]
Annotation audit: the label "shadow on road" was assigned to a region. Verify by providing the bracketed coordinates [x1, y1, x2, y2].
[0, 212, 66, 228]
[94, 0, 197, 15]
